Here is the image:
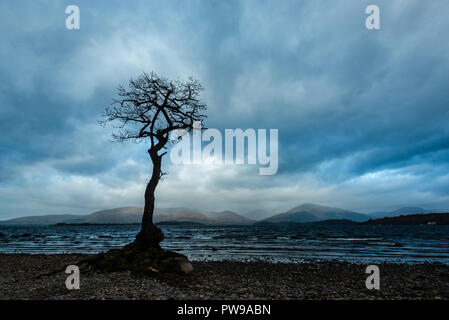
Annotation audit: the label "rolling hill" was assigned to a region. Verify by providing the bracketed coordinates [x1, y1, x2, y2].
[0, 214, 84, 225]
[69, 207, 143, 224]
[244, 209, 272, 220]
[260, 203, 369, 224]
[154, 209, 215, 224]
[205, 210, 255, 225]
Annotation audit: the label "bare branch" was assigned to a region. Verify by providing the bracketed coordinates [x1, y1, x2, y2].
[101, 71, 207, 157]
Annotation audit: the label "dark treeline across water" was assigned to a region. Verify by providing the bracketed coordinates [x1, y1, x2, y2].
[1, 224, 448, 264]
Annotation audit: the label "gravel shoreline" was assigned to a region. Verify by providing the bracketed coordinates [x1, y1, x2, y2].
[0, 254, 448, 300]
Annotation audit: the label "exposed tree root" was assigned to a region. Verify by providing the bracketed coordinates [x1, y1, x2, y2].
[88, 243, 194, 275]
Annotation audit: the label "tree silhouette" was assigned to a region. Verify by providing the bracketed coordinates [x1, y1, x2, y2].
[101, 71, 207, 250]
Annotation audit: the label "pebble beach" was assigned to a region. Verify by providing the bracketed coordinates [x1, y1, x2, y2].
[0, 254, 448, 300]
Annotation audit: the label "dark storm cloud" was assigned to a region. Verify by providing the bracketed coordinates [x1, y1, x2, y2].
[0, 0, 448, 218]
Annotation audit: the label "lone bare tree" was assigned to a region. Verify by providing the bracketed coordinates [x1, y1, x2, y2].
[101, 71, 206, 251]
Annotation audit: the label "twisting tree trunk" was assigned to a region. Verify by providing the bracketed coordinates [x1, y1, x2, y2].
[134, 146, 165, 249]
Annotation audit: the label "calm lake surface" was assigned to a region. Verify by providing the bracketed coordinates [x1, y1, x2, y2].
[1, 224, 448, 264]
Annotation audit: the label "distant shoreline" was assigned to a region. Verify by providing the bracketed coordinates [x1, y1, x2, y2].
[54, 221, 207, 226]
[1, 213, 449, 227]
[54, 222, 141, 226]
[53, 213, 449, 226]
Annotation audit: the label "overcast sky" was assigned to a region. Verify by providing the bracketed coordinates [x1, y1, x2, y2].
[1, 0, 449, 219]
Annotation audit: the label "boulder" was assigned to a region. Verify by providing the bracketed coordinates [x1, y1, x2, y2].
[161, 257, 194, 274]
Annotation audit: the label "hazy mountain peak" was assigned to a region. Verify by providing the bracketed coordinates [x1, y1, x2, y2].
[287, 203, 352, 214]
[263, 203, 368, 223]
[205, 210, 255, 225]
[90, 207, 142, 216]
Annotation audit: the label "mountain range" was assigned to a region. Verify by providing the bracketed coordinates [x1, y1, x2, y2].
[0, 203, 445, 226]
[0, 207, 254, 225]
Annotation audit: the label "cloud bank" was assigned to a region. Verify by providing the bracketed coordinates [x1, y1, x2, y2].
[1, 0, 448, 219]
